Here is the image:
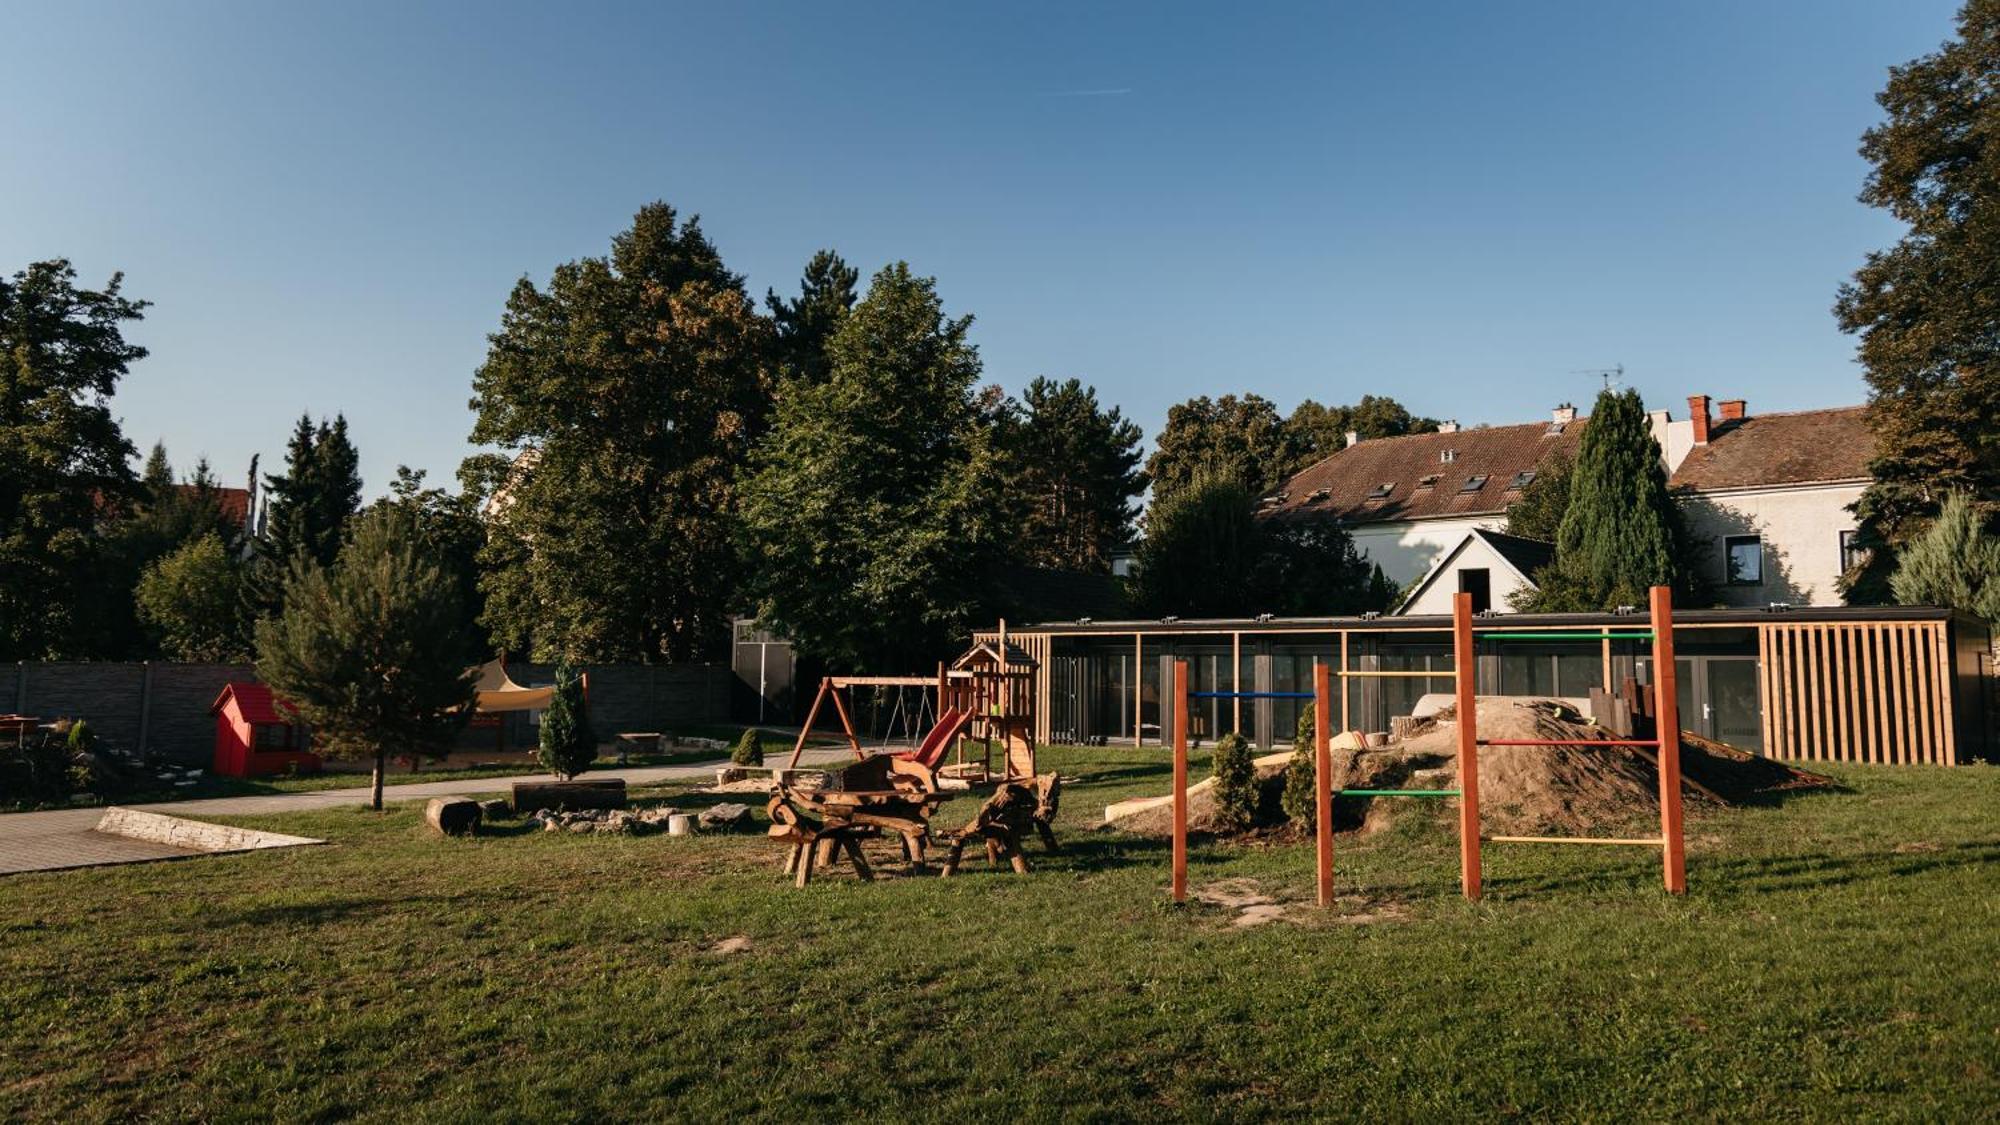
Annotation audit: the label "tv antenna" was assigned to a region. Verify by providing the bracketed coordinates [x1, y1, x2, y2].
[1570, 364, 1624, 390]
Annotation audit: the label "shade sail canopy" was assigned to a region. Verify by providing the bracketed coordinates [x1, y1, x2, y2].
[471, 660, 556, 713]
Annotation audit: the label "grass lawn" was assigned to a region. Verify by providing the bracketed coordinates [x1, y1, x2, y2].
[1, 746, 1994, 1121]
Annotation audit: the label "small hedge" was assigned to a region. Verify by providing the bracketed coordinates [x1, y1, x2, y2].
[731, 728, 765, 767]
[1210, 732, 1257, 831]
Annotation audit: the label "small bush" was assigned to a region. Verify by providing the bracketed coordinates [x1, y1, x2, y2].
[66, 720, 98, 756]
[537, 661, 597, 780]
[731, 728, 765, 767]
[1211, 732, 1257, 831]
[1295, 702, 1315, 750]
[1281, 742, 1317, 830]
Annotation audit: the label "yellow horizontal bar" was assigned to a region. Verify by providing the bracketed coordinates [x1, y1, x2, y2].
[1337, 670, 1456, 678]
[1484, 835, 1666, 847]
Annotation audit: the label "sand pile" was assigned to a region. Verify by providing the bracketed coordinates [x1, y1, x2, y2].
[1116, 697, 1832, 838]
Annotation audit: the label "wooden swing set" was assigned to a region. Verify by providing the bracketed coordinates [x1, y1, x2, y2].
[1168, 586, 1688, 907]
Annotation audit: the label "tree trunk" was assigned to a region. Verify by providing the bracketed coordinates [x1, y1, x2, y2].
[371, 750, 386, 810]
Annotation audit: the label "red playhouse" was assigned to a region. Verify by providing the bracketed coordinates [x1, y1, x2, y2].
[209, 681, 321, 777]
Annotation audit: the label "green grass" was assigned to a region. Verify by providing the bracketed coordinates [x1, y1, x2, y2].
[1, 747, 1994, 1121]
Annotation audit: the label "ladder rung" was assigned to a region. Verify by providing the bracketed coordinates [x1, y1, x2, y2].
[1338, 788, 1461, 798]
[1478, 739, 1659, 747]
[1484, 835, 1666, 847]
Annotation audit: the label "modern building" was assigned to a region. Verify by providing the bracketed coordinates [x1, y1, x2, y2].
[1257, 396, 1874, 612]
[984, 604, 1992, 766]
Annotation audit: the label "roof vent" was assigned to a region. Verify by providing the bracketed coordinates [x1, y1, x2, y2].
[1440, 449, 1457, 464]
[1344, 430, 1361, 448]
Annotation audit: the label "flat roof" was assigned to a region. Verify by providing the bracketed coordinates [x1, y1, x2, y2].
[993, 603, 1972, 637]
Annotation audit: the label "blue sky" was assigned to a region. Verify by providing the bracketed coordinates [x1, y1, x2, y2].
[0, 1, 1961, 496]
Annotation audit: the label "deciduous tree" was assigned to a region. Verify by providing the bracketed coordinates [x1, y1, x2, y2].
[1146, 394, 1289, 501]
[255, 506, 475, 810]
[135, 533, 249, 661]
[466, 202, 772, 662]
[0, 260, 146, 659]
[1836, 0, 2000, 597]
[1503, 448, 1572, 543]
[1282, 395, 1439, 471]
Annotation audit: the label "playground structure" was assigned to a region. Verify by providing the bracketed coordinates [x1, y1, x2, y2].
[783, 634, 1039, 787]
[1168, 585, 1687, 906]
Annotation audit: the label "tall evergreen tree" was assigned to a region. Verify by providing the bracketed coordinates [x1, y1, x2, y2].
[255, 506, 475, 810]
[369, 467, 488, 660]
[251, 414, 362, 620]
[466, 202, 772, 662]
[766, 249, 859, 385]
[1836, 0, 2000, 599]
[1519, 388, 1683, 611]
[739, 262, 1004, 670]
[0, 260, 146, 659]
[996, 377, 1146, 572]
[1146, 394, 1290, 502]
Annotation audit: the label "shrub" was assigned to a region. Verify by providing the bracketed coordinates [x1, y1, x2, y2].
[1281, 742, 1318, 830]
[1295, 702, 1315, 749]
[537, 661, 597, 780]
[66, 720, 97, 756]
[731, 728, 765, 767]
[1211, 731, 1258, 831]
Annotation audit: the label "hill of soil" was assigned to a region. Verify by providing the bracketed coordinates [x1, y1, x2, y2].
[1115, 697, 1832, 839]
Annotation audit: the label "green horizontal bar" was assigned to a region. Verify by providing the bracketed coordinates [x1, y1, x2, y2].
[1338, 788, 1462, 798]
[1477, 631, 1654, 641]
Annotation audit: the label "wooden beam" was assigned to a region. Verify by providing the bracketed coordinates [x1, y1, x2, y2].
[1171, 659, 1189, 904]
[1453, 592, 1482, 901]
[1313, 662, 1334, 908]
[1650, 584, 1687, 895]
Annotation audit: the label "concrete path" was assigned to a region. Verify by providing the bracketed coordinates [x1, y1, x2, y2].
[0, 751, 850, 876]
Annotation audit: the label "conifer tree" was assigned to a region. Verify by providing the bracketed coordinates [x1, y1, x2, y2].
[536, 661, 597, 779]
[1889, 491, 2000, 618]
[1520, 388, 1683, 611]
[255, 506, 474, 810]
[767, 249, 859, 385]
[1211, 732, 1258, 831]
[995, 377, 1147, 572]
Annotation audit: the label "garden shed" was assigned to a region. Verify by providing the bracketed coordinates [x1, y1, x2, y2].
[210, 682, 319, 777]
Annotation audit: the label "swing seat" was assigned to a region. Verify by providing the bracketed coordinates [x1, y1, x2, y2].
[897, 707, 972, 770]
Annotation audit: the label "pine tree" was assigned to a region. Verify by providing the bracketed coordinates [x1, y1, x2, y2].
[251, 414, 362, 621]
[767, 249, 859, 385]
[254, 506, 475, 810]
[739, 262, 1004, 670]
[1889, 491, 2000, 618]
[1836, 1, 2000, 579]
[0, 260, 146, 659]
[537, 660, 597, 779]
[1521, 389, 1683, 611]
[995, 377, 1147, 572]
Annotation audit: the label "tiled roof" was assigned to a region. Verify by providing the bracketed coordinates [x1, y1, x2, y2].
[1261, 420, 1586, 525]
[190, 485, 253, 527]
[1669, 406, 1873, 491]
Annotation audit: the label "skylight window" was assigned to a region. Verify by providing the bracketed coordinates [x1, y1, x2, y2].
[1459, 475, 1489, 493]
[1417, 474, 1441, 489]
[1507, 471, 1536, 490]
[1366, 482, 1393, 500]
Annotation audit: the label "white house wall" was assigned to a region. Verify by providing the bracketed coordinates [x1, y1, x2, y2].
[1399, 536, 1537, 615]
[1349, 515, 1505, 587]
[1675, 483, 1864, 607]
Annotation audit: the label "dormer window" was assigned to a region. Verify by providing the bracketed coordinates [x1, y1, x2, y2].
[1416, 474, 1441, 490]
[1366, 482, 1393, 500]
[1459, 475, 1488, 492]
[1307, 487, 1331, 503]
[1506, 471, 1536, 491]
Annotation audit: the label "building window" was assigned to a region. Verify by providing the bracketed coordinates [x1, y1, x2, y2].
[1459, 568, 1491, 614]
[252, 723, 290, 751]
[1839, 530, 1867, 574]
[1724, 535, 1763, 585]
[1459, 475, 1488, 492]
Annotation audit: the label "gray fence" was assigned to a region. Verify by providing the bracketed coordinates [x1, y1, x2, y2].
[2, 661, 732, 766]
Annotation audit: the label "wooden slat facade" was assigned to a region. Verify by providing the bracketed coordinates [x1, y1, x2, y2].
[1755, 621, 1958, 764]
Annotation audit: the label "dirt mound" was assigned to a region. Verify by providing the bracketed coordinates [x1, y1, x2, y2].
[1118, 697, 1832, 839]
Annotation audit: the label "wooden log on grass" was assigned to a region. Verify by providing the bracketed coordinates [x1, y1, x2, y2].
[425, 796, 482, 837]
[511, 778, 627, 814]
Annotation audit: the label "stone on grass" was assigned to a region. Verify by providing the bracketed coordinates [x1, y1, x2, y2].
[698, 803, 751, 832]
[425, 797, 482, 837]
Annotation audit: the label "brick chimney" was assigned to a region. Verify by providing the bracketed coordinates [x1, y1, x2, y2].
[1551, 404, 1577, 425]
[1344, 430, 1361, 448]
[1437, 419, 1460, 434]
[1688, 394, 1712, 445]
[1718, 398, 1746, 422]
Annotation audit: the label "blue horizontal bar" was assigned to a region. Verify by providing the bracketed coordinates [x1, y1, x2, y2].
[1189, 691, 1316, 700]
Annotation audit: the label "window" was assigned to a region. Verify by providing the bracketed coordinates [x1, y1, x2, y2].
[252, 724, 290, 751]
[1839, 530, 1867, 574]
[1724, 534, 1763, 585]
[1366, 482, 1393, 500]
[1459, 568, 1491, 614]
[1459, 475, 1488, 492]
[1506, 471, 1536, 490]
[1417, 474, 1441, 489]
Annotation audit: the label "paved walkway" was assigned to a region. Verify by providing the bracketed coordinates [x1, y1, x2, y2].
[0, 751, 849, 876]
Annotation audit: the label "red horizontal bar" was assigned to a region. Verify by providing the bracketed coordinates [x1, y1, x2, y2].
[1477, 739, 1660, 747]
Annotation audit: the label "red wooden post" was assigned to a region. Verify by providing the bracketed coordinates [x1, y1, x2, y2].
[1454, 592, 1483, 901]
[1313, 661, 1334, 908]
[1171, 658, 1189, 904]
[1651, 585, 1688, 894]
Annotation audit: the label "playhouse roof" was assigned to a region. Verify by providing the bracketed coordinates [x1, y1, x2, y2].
[954, 640, 1039, 669]
[209, 681, 298, 725]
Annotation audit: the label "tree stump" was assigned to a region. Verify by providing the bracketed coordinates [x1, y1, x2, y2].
[425, 796, 482, 836]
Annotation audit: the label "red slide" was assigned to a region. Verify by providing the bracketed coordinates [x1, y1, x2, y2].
[898, 707, 973, 770]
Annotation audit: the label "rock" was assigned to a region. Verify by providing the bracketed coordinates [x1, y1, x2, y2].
[477, 798, 510, 820]
[715, 766, 745, 786]
[698, 802, 751, 832]
[425, 797, 482, 837]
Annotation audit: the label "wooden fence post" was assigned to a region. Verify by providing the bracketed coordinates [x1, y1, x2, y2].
[1171, 659, 1189, 904]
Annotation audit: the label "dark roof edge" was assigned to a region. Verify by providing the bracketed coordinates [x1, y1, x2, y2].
[994, 604, 1974, 635]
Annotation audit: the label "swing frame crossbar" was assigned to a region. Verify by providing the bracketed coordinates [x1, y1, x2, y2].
[1165, 584, 1688, 911]
[1337, 669, 1455, 679]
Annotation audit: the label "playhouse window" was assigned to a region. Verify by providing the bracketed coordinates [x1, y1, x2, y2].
[252, 723, 290, 751]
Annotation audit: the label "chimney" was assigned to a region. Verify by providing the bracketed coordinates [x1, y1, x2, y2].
[1344, 430, 1361, 448]
[1437, 420, 1460, 434]
[1718, 398, 1746, 422]
[1688, 394, 1712, 445]
[1551, 404, 1577, 425]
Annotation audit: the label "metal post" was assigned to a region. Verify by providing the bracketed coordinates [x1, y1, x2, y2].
[1651, 585, 1688, 894]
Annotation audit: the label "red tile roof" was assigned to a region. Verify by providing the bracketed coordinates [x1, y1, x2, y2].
[181, 485, 252, 527]
[1668, 406, 1873, 491]
[1263, 419, 1587, 525]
